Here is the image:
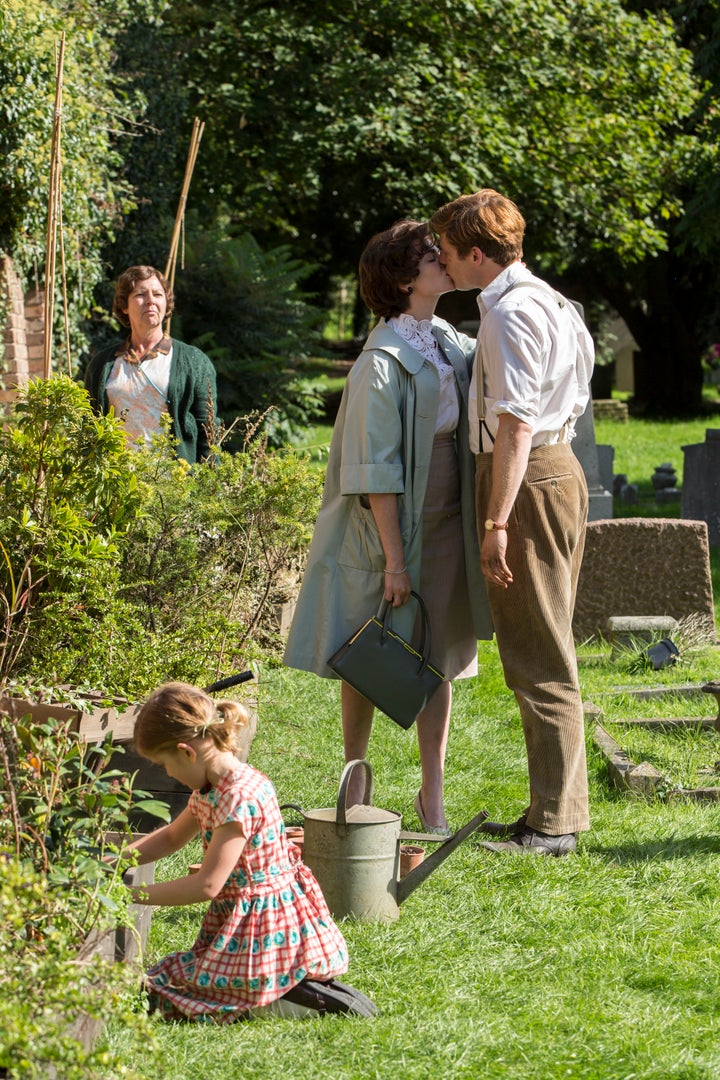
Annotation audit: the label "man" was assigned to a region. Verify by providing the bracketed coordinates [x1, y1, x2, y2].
[429, 190, 594, 856]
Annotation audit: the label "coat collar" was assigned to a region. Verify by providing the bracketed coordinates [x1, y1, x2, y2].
[363, 316, 459, 375]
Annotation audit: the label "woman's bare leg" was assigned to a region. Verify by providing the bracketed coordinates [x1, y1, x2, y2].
[415, 681, 452, 829]
[341, 681, 375, 805]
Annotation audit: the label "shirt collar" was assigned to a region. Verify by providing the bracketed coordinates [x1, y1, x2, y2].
[115, 334, 172, 366]
[476, 261, 531, 319]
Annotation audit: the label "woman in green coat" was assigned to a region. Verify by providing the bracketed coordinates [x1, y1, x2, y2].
[284, 221, 492, 833]
[84, 265, 217, 464]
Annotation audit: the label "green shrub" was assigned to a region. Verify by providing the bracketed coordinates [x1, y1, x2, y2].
[0, 375, 322, 697]
[0, 714, 159, 1079]
[0, 376, 140, 685]
[109, 421, 323, 695]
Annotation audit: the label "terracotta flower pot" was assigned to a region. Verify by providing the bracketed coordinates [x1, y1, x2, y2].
[399, 843, 425, 879]
[286, 826, 305, 856]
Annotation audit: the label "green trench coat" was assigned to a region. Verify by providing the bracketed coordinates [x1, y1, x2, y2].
[283, 316, 493, 679]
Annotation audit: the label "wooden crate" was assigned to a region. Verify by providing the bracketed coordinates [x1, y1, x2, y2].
[0, 691, 257, 826]
[46, 860, 155, 1076]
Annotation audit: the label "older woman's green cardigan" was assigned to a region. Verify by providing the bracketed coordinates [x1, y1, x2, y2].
[84, 339, 218, 464]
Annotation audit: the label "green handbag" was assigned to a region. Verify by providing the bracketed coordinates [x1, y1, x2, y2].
[327, 591, 445, 730]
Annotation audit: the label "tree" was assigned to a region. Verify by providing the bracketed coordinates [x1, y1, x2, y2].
[122, 0, 711, 412]
[579, 0, 720, 412]
[0, 0, 157, 358]
[172, 228, 326, 444]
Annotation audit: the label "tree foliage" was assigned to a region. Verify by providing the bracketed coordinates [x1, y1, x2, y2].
[107, 0, 715, 413]
[0, 0, 158, 354]
[159, 0, 700, 278]
[173, 228, 325, 444]
[2, 0, 718, 414]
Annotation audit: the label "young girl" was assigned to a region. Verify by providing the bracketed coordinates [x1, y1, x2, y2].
[125, 681, 375, 1021]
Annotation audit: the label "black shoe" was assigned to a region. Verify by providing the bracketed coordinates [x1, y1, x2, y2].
[480, 827, 577, 857]
[476, 812, 528, 838]
[282, 978, 378, 1017]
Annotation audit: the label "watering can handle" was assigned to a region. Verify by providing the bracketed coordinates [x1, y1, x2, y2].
[279, 803, 305, 824]
[336, 759, 373, 827]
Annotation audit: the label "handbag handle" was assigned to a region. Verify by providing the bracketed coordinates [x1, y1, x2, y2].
[378, 590, 433, 677]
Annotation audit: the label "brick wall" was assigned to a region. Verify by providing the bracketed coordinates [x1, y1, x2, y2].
[1, 256, 44, 416]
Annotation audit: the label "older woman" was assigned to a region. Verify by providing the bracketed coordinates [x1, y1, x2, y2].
[84, 265, 218, 464]
[284, 220, 492, 832]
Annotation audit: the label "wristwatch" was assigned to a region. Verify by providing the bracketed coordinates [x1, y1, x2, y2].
[484, 519, 509, 531]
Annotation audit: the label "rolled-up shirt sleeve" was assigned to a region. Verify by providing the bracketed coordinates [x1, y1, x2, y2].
[485, 308, 545, 426]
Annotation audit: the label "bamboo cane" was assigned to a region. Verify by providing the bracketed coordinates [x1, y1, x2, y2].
[58, 148, 72, 375]
[164, 117, 205, 334]
[43, 33, 65, 379]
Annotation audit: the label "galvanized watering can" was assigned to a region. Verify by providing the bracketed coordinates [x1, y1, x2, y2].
[283, 759, 488, 922]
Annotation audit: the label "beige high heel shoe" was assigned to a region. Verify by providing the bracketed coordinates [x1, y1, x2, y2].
[414, 792, 451, 837]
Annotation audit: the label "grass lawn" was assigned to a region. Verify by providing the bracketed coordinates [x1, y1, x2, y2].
[105, 411, 720, 1080]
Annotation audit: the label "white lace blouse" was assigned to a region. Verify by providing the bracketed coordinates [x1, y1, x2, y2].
[388, 313, 460, 434]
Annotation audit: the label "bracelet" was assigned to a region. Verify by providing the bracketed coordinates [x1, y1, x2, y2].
[384, 566, 407, 575]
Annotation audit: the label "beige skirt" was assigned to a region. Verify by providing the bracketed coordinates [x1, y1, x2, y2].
[413, 433, 477, 680]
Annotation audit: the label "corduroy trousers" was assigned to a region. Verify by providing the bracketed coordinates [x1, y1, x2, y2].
[475, 443, 590, 834]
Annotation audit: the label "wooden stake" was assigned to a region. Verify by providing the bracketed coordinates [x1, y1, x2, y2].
[164, 116, 204, 334]
[43, 33, 65, 379]
[58, 150, 72, 375]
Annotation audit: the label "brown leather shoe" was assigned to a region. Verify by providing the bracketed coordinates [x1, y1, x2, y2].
[476, 812, 528, 838]
[480, 827, 577, 857]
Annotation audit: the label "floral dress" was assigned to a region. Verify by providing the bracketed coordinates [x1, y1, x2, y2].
[146, 764, 349, 1022]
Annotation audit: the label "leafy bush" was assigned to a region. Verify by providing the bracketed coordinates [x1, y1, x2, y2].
[0, 375, 322, 697]
[0, 376, 140, 685]
[0, 713, 160, 1079]
[116, 422, 322, 684]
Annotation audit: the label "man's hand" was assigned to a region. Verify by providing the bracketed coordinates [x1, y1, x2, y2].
[481, 529, 513, 587]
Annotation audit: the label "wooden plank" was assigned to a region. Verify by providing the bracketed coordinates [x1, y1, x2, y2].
[78, 705, 139, 743]
[116, 860, 155, 963]
[592, 723, 665, 795]
[614, 717, 717, 731]
[0, 695, 81, 731]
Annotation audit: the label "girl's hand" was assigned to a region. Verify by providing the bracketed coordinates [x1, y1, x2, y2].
[127, 821, 246, 907]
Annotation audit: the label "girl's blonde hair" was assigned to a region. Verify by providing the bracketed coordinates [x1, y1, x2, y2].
[134, 681, 249, 756]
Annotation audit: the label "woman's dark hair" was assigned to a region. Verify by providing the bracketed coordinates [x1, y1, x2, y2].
[113, 265, 175, 328]
[358, 220, 436, 319]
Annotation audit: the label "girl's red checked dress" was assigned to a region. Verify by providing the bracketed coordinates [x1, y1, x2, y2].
[146, 764, 348, 1022]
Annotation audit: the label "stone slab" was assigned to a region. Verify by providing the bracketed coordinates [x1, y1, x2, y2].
[573, 518, 716, 642]
[682, 430, 720, 545]
[606, 615, 679, 648]
[592, 723, 665, 795]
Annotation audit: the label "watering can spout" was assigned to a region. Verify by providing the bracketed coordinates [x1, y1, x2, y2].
[395, 809, 489, 906]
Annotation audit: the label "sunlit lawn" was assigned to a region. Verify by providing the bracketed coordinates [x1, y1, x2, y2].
[105, 409, 720, 1080]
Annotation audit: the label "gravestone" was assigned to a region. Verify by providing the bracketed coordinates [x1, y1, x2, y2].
[606, 615, 680, 650]
[573, 518, 716, 641]
[681, 430, 720, 545]
[596, 444, 615, 495]
[572, 402, 613, 520]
